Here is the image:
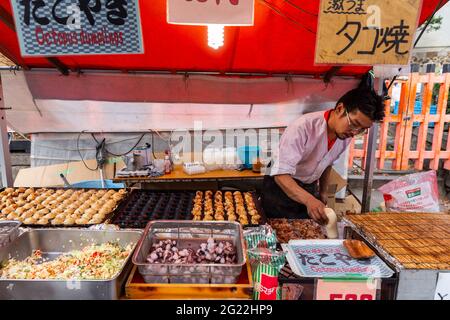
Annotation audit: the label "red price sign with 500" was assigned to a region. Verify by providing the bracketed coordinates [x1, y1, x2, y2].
[316, 279, 379, 300]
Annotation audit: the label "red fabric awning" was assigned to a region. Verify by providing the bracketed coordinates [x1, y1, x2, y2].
[0, 0, 446, 76]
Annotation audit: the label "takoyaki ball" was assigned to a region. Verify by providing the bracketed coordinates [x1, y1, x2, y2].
[205, 190, 213, 197]
[23, 217, 37, 224]
[88, 218, 103, 224]
[6, 212, 19, 220]
[63, 217, 75, 225]
[76, 218, 89, 225]
[2, 207, 13, 215]
[44, 212, 57, 220]
[51, 218, 64, 225]
[36, 218, 49, 225]
[203, 215, 214, 221]
[98, 207, 111, 216]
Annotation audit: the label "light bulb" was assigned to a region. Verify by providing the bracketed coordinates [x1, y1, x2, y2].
[207, 24, 224, 50]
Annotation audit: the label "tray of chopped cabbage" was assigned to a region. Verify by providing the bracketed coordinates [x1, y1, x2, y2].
[0, 228, 142, 300]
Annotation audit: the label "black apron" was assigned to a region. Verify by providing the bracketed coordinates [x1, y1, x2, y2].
[262, 175, 319, 219]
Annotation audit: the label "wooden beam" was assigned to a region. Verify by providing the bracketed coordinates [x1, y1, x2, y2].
[0, 43, 26, 69]
[46, 57, 70, 76]
[323, 66, 342, 84]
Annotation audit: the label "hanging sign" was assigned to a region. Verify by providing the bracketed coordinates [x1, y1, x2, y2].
[167, 0, 255, 25]
[10, 0, 144, 56]
[315, 0, 423, 65]
[316, 278, 379, 300]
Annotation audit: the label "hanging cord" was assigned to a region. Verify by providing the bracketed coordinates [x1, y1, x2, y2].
[151, 132, 157, 159]
[90, 132, 147, 157]
[283, 0, 317, 16]
[77, 131, 99, 171]
[259, 0, 316, 34]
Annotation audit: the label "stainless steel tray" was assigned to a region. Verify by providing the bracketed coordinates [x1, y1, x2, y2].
[0, 228, 142, 300]
[0, 221, 21, 248]
[132, 220, 246, 284]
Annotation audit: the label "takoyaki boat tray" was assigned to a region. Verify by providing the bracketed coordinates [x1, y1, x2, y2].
[110, 190, 266, 229]
[0, 187, 129, 229]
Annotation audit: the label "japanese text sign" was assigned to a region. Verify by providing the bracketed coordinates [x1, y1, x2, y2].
[315, 0, 423, 65]
[10, 0, 144, 56]
[286, 241, 394, 278]
[316, 279, 379, 300]
[167, 0, 254, 25]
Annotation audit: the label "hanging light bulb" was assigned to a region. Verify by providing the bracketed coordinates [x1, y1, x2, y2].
[207, 24, 225, 50]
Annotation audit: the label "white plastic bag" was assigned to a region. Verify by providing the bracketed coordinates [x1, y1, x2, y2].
[378, 171, 440, 212]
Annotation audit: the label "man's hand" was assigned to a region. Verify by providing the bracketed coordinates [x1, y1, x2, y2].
[306, 196, 329, 225]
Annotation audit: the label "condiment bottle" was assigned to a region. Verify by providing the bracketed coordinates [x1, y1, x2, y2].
[164, 155, 172, 174]
[252, 157, 262, 173]
[324, 207, 338, 239]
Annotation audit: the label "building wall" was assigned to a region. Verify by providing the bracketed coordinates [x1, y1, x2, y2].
[412, 2, 450, 68]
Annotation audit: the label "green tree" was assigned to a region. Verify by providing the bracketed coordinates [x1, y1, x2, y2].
[417, 16, 443, 33]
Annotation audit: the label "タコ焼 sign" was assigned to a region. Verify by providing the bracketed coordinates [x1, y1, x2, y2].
[10, 0, 144, 56]
[315, 0, 423, 65]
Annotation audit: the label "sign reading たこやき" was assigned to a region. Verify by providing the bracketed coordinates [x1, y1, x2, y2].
[10, 0, 144, 56]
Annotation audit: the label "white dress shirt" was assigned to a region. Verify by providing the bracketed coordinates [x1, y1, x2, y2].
[270, 110, 351, 184]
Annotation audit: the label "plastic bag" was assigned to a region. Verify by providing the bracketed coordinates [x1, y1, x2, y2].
[282, 284, 304, 300]
[247, 248, 286, 300]
[243, 225, 278, 250]
[378, 170, 440, 212]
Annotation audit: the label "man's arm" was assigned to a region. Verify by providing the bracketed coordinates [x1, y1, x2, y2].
[274, 174, 329, 224]
[319, 166, 333, 204]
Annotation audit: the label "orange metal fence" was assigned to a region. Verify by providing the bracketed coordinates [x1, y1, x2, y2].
[348, 65, 450, 171]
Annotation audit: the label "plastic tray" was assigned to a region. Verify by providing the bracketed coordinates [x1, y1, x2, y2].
[132, 220, 246, 284]
[111, 190, 195, 228]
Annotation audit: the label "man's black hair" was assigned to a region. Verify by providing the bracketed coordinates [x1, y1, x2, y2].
[336, 87, 384, 121]
[336, 86, 385, 122]
[335, 71, 385, 122]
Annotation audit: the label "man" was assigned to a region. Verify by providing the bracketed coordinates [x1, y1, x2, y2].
[262, 86, 385, 224]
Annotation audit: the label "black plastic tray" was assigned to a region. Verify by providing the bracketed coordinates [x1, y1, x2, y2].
[111, 190, 195, 228]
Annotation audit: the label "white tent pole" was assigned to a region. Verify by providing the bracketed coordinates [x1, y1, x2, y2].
[0, 78, 13, 187]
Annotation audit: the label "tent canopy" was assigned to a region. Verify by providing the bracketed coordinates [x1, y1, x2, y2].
[0, 0, 446, 77]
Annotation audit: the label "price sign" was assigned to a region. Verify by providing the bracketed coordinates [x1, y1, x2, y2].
[315, 278, 379, 300]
